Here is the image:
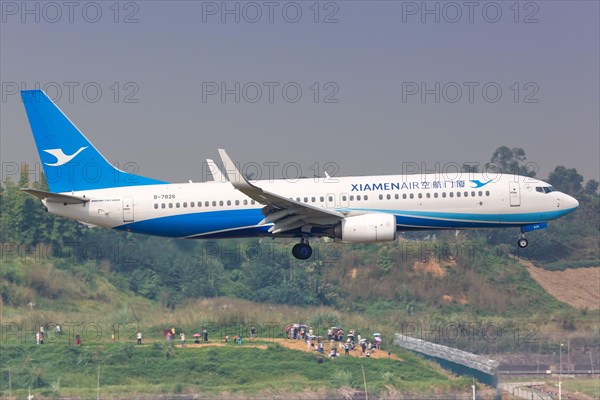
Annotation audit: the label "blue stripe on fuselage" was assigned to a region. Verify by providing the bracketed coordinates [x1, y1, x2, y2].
[114, 207, 577, 238]
[115, 208, 264, 237]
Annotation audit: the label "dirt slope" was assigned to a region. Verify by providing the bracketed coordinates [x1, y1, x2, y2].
[521, 260, 600, 309]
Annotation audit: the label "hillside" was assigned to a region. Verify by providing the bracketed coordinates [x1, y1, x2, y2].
[522, 261, 599, 309]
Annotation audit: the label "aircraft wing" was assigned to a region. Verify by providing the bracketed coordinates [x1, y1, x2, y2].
[22, 188, 90, 204]
[218, 149, 344, 234]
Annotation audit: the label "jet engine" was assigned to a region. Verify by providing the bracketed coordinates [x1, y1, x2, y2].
[334, 213, 397, 243]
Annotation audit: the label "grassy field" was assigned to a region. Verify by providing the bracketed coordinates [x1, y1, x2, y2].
[562, 379, 600, 398]
[0, 340, 470, 398]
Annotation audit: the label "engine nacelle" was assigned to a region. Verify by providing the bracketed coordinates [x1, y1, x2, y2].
[335, 213, 397, 243]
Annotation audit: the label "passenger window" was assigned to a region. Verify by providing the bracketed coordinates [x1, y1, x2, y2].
[386, 194, 391, 200]
[456, 192, 460, 197]
[169, 203, 173, 208]
[161, 203, 166, 209]
[227, 200, 231, 206]
[320, 196, 324, 202]
[311, 197, 316, 203]
[449, 192, 454, 198]
[364, 195, 368, 200]
[212, 201, 216, 207]
[190, 202, 195, 207]
[402, 194, 407, 199]
[154, 204, 158, 209]
[434, 193, 438, 198]
[350, 195, 354, 201]
[342, 196, 347, 201]
[485, 191, 490, 196]
[464, 191, 469, 197]
[205, 201, 209, 207]
[304, 197, 308, 203]
[379, 194, 383, 200]
[235, 200, 239, 206]
[329, 196, 333, 202]
[409, 194, 414, 199]
[478, 191, 483, 196]
[471, 191, 475, 197]
[251, 200, 256, 205]
[418, 193, 422, 199]
[243, 200, 248, 205]
[426, 193, 430, 198]
[357, 195, 362, 201]
[395, 194, 399, 200]
[442, 193, 446, 198]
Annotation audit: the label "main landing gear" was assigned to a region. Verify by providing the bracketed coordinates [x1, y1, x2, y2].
[292, 238, 313, 260]
[517, 235, 529, 249]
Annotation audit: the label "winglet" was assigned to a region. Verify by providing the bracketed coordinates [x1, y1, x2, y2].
[206, 159, 227, 182]
[217, 149, 254, 190]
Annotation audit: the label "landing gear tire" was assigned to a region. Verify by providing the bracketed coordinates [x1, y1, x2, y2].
[517, 238, 528, 248]
[292, 243, 313, 260]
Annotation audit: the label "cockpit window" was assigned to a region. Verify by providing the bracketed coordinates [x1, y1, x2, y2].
[536, 186, 556, 194]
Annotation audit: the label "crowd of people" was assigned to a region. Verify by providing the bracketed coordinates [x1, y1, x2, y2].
[286, 323, 383, 358]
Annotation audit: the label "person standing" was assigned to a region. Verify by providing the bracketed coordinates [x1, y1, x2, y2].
[137, 331, 142, 344]
[180, 332, 186, 347]
[76, 333, 81, 345]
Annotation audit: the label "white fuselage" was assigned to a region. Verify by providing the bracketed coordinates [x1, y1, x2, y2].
[45, 173, 578, 240]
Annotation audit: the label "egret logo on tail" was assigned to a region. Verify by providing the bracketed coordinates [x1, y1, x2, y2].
[470, 179, 492, 188]
[43, 146, 88, 166]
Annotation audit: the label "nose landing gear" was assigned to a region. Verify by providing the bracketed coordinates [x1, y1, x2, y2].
[292, 238, 313, 260]
[517, 235, 528, 248]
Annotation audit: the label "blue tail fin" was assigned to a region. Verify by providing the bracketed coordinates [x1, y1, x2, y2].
[21, 90, 166, 192]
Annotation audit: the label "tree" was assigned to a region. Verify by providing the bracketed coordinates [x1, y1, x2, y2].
[462, 163, 479, 173]
[486, 146, 536, 177]
[547, 166, 583, 195]
[584, 179, 599, 195]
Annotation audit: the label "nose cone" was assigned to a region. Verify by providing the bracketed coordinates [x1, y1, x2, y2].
[563, 194, 579, 211]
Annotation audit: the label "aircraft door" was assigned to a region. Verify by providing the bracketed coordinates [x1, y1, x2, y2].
[509, 182, 521, 207]
[122, 197, 134, 222]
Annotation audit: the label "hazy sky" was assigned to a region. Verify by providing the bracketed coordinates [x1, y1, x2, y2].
[1, 1, 598, 184]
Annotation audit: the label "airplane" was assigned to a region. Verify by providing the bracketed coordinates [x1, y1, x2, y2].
[20, 90, 579, 260]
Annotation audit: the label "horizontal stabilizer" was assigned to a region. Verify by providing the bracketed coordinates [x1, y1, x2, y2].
[21, 188, 90, 204]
